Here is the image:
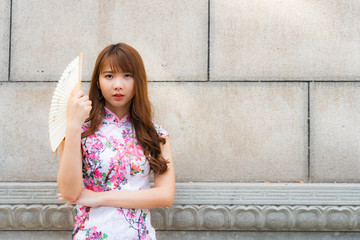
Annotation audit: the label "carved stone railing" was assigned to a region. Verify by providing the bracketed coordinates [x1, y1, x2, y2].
[1, 182, 360, 231]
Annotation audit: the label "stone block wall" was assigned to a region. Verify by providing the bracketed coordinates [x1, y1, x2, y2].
[1, 0, 360, 239]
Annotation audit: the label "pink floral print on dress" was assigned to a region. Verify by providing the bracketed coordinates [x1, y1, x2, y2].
[72, 107, 168, 240]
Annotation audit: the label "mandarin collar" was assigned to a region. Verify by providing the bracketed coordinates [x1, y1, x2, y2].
[103, 107, 130, 126]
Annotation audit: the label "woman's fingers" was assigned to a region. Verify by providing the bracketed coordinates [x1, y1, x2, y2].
[57, 193, 75, 205]
[57, 193, 65, 201]
[67, 90, 92, 128]
[71, 90, 84, 99]
[79, 95, 89, 101]
[77, 90, 84, 96]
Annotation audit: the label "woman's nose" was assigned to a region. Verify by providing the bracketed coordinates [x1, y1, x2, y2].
[113, 77, 124, 89]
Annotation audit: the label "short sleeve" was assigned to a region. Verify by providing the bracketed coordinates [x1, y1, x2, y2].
[153, 122, 169, 138]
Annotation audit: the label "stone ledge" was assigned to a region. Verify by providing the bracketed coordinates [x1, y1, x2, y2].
[1, 182, 359, 231]
[1, 204, 360, 231]
[0, 182, 359, 205]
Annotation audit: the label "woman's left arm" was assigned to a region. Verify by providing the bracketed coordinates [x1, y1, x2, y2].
[58, 136, 175, 209]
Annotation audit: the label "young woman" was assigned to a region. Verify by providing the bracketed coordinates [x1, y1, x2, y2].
[57, 43, 175, 240]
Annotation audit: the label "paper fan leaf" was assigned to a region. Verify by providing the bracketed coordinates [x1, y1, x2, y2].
[49, 53, 82, 152]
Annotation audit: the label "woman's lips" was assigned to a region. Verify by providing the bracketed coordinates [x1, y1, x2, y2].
[113, 94, 124, 100]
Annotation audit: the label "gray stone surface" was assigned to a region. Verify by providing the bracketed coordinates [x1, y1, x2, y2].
[0, 0, 10, 81]
[0, 231, 360, 240]
[0, 231, 71, 240]
[149, 82, 308, 182]
[1, 231, 360, 240]
[0, 82, 307, 182]
[10, 0, 207, 81]
[156, 231, 360, 240]
[2, 0, 360, 238]
[2, 182, 360, 206]
[0, 82, 58, 181]
[210, 0, 360, 81]
[310, 83, 360, 182]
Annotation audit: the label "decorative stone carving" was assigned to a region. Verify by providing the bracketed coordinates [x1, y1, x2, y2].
[265, 209, 290, 229]
[1, 205, 360, 231]
[294, 207, 321, 229]
[0, 207, 11, 228]
[1, 183, 359, 231]
[232, 207, 259, 229]
[0, 205, 74, 230]
[43, 205, 74, 229]
[154, 205, 360, 231]
[200, 206, 230, 230]
[169, 206, 198, 229]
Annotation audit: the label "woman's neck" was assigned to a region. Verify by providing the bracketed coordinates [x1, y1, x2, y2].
[104, 103, 130, 120]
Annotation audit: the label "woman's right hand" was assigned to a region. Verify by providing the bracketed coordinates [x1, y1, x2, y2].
[67, 90, 92, 129]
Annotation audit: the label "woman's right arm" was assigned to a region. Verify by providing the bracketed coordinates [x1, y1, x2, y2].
[57, 90, 92, 202]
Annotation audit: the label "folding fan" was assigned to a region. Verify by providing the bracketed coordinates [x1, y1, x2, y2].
[49, 53, 82, 152]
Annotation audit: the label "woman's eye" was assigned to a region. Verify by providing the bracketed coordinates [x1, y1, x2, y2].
[124, 74, 133, 78]
[105, 75, 113, 79]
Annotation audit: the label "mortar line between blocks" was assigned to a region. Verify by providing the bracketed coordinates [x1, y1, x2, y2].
[307, 82, 311, 182]
[3, 80, 360, 84]
[207, 0, 210, 82]
[7, 0, 13, 82]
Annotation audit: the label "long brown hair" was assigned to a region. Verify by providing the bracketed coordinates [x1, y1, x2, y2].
[82, 43, 168, 174]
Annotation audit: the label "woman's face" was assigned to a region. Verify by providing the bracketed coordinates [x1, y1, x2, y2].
[98, 63, 135, 116]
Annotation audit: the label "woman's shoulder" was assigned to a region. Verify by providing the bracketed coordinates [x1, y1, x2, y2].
[153, 122, 169, 138]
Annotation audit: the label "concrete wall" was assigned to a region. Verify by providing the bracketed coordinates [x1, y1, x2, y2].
[1, 0, 360, 239]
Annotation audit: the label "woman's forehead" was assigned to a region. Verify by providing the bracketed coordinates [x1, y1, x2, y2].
[100, 56, 132, 74]
[100, 62, 123, 73]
